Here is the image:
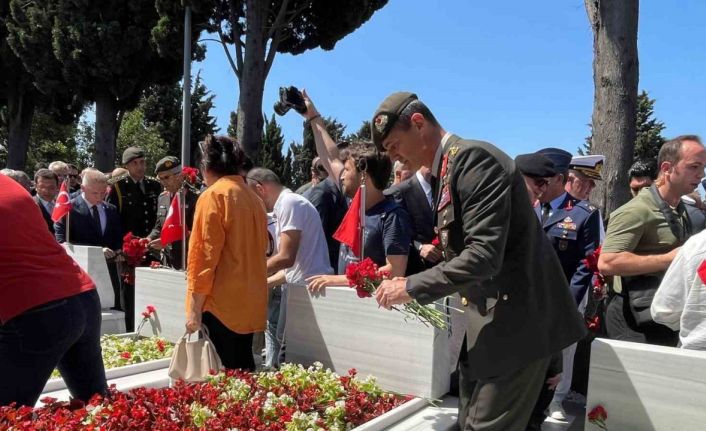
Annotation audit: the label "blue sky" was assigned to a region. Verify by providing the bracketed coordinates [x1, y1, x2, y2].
[193, 1, 706, 158]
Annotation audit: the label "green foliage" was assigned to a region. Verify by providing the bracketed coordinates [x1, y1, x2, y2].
[116, 109, 169, 174]
[581, 91, 665, 162]
[633, 90, 666, 162]
[346, 120, 372, 142]
[255, 114, 286, 180]
[287, 116, 347, 190]
[281, 146, 294, 188]
[140, 72, 218, 164]
[228, 111, 238, 138]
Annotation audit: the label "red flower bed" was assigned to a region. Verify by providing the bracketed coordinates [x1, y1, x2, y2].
[0, 364, 411, 430]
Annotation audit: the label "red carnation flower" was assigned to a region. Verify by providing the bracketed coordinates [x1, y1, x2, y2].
[146, 305, 156, 314]
[120, 351, 131, 360]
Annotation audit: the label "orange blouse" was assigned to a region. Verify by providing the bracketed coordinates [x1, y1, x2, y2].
[186, 175, 268, 334]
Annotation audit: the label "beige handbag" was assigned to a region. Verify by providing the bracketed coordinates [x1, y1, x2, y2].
[168, 325, 223, 382]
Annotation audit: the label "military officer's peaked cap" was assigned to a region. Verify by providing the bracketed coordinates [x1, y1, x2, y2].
[155, 156, 182, 174]
[515, 153, 557, 178]
[371, 92, 419, 152]
[536, 148, 572, 173]
[122, 146, 146, 164]
[569, 155, 604, 180]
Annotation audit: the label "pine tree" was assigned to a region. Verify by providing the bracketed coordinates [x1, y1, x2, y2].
[256, 114, 286, 180]
[346, 120, 372, 142]
[580, 91, 665, 164]
[227, 111, 238, 138]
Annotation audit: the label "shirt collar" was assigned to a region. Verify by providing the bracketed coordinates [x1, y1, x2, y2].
[416, 170, 432, 194]
[431, 132, 454, 177]
[37, 196, 53, 207]
[549, 192, 568, 210]
[81, 193, 102, 209]
[274, 188, 292, 212]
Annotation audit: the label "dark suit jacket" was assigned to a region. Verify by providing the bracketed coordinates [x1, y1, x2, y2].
[304, 177, 348, 273]
[33, 195, 55, 235]
[55, 195, 123, 251]
[386, 175, 435, 275]
[406, 135, 586, 380]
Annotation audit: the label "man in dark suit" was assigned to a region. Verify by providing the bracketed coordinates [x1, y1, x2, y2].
[55, 168, 123, 312]
[386, 166, 441, 275]
[33, 169, 59, 235]
[372, 92, 586, 431]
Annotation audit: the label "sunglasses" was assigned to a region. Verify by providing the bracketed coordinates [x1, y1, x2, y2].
[532, 178, 549, 188]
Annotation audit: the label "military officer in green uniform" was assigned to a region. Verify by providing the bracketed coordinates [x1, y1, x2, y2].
[107, 147, 162, 238]
[147, 156, 198, 270]
[371, 92, 586, 431]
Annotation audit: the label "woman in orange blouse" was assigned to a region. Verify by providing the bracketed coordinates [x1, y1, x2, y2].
[185, 135, 268, 371]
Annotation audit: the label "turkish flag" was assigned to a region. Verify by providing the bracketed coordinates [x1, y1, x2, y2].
[333, 188, 362, 257]
[51, 181, 72, 222]
[160, 193, 187, 246]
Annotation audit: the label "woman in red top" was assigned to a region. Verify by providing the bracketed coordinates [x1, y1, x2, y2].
[0, 174, 107, 407]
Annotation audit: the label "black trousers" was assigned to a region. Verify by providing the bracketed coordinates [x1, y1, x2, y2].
[202, 312, 255, 371]
[605, 295, 678, 347]
[121, 282, 134, 332]
[458, 337, 550, 431]
[0, 290, 107, 407]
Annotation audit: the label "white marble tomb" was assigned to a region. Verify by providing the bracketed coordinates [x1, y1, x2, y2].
[286, 284, 451, 399]
[63, 244, 115, 309]
[134, 267, 188, 342]
[587, 338, 706, 430]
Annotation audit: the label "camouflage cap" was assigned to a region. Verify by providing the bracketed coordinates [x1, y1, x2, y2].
[155, 156, 181, 174]
[371, 92, 418, 152]
[122, 146, 146, 165]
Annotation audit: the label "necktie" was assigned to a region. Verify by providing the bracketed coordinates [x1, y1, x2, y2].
[138, 180, 146, 194]
[91, 205, 102, 233]
[541, 203, 552, 224]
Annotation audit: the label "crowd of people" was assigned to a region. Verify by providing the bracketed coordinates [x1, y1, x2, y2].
[2, 89, 706, 431]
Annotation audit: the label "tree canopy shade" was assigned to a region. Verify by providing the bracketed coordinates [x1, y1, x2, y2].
[6, 0, 207, 172]
[1, 0, 83, 170]
[199, 0, 388, 157]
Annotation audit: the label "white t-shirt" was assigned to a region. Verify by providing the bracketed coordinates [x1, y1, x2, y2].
[274, 189, 332, 283]
[652, 229, 706, 350]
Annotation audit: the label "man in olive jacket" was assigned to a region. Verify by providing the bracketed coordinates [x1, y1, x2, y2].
[373, 92, 586, 431]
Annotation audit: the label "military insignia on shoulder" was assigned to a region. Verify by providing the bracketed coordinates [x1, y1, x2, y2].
[563, 217, 572, 223]
[438, 185, 451, 211]
[374, 114, 388, 133]
[108, 172, 129, 185]
[589, 204, 596, 211]
[449, 145, 460, 157]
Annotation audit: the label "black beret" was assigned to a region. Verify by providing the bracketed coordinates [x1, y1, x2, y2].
[155, 156, 181, 174]
[515, 153, 557, 178]
[122, 146, 146, 165]
[371, 92, 418, 152]
[536, 148, 572, 173]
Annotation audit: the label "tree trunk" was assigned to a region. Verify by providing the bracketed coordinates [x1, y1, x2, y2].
[585, 0, 639, 216]
[6, 86, 35, 170]
[94, 92, 119, 172]
[236, 0, 269, 158]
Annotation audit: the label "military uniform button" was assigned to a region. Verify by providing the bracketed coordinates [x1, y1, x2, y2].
[461, 297, 469, 306]
[143, 202, 147, 206]
[502, 294, 508, 301]
[145, 211, 148, 215]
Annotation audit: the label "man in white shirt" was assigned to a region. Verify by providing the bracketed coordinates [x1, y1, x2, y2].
[247, 168, 332, 368]
[652, 229, 706, 350]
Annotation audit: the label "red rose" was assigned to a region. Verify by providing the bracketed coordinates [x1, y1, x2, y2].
[141, 311, 151, 318]
[156, 340, 165, 352]
[146, 305, 156, 314]
[120, 352, 131, 360]
[588, 404, 608, 422]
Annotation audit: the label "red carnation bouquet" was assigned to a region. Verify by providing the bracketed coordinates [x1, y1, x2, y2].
[120, 232, 150, 284]
[345, 258, 450, 330]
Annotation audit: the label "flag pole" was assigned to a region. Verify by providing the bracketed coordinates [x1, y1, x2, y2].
[65, 179, 71, 244]
[181, 187, 186, 271]
[359, 173, 366, 260]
